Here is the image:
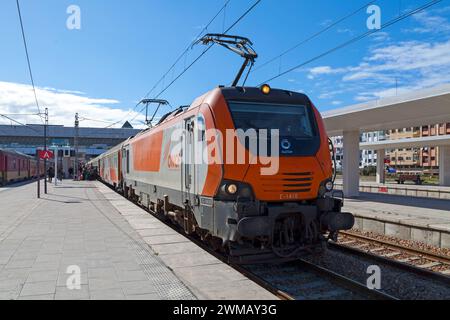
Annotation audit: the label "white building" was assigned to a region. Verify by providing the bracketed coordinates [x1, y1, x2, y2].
[331, 131, 386, 170]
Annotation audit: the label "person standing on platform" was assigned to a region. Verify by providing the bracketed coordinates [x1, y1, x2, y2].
[48, 167, 54, 183]
[57, 168, 64, 182]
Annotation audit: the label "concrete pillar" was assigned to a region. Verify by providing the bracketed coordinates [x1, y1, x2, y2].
[376, 149, 386, 184]
[439, 146, 450, 186]
[343, 131, 360, 197]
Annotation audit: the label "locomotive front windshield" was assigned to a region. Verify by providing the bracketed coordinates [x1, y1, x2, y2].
[227, 101, 320, 156]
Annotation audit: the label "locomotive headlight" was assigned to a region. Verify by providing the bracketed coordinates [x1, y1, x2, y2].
[261, 84, 271, 95]
[227, 184, 238, 195]
[319, 179, 334, 198]
[325, 181, 334, 192]
[217, 181, 255, 201]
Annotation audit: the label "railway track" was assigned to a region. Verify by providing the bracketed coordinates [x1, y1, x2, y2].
[132, 199, 393, 300]
[313, 241, 450, 299]
[337, 231, 450, 275]
[236, 260, 395, 300]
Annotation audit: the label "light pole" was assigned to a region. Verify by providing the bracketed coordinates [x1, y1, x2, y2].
[55, 146, 57, 186]
[44, 108, 48, 193]
[74, 113, 79, 181]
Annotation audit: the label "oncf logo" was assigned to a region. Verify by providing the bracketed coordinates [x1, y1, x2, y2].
[281, 139, 292, 150]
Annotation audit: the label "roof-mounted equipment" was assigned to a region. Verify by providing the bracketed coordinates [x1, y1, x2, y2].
[138, 99, 170, 127]
[194, 33, 258, 87]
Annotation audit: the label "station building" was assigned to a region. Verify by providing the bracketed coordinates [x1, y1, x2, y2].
[332, 124, 450, 175]
[0, 123, 140, 177]
[385, 123, 450, 173]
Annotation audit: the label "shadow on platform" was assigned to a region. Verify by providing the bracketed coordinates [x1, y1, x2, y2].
[349, 192, 450, 211]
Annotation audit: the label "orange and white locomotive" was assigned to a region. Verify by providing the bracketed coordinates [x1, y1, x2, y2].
[91, 85, 354, 263]
[91, 34, 354, 263]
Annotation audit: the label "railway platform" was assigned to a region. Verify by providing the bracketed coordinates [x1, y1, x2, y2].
[0, 180, 277, 300]
[335, 180, 450, 200]
[342, 192, 450, 249]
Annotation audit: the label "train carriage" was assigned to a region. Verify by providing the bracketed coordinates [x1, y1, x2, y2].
[0, 149, 36, 186]
[97, 144, 122, 188]
[29, 157, 44, 179]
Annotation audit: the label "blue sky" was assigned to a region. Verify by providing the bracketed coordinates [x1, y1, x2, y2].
[0, 0, 449, 127]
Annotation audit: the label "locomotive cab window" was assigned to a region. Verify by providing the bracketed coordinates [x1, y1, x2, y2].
[227, 101, 320, 156]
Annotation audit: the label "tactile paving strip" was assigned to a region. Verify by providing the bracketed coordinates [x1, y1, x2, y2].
[87, 187, 196, 300]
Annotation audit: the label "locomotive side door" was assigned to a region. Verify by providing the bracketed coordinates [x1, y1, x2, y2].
[121, 145, 130, 190]
[183, 117, 196, 206]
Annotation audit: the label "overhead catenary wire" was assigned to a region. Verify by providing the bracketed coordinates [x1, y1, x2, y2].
[259, 0, 443, 85]
[15, 0, 44, 124]
[0, 113, 40, 116]
[105, 0, 233, 129]
[252, 0, 377, 73]
[150, 0, 263, 102]
[128, 0, 263, 125]
[0, 114, 41, 134]
[79, 117, 118, 125]
[141, 0, 233, 101]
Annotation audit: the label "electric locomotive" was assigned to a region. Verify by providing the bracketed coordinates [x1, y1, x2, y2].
[92, 34, 354, 263]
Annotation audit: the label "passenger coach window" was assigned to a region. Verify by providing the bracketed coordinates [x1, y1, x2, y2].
[126, 150, 130, 173]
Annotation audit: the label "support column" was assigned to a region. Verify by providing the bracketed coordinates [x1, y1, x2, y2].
[439, 146, 450, 187]
[376, 149, 386, 184]
[343, 131, 360, 197]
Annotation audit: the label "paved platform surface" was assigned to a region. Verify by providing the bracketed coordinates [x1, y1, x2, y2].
[0, 180, 276, 300]
[342, 192, 450, 248]
[336, 180, 450, 200]
[95, 182, 277, 300]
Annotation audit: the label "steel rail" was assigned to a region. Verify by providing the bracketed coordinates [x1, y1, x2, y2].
[340, 231, 450, 265]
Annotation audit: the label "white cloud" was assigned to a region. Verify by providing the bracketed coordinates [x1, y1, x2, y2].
[369, 31, 391, 42]
[337, 39, 450, 101]
[403, 8, 450, 34]
[363, 41, 450, 71]
[307, 38, 450, 103]
[0, 81, 145, 129]
[354, 95, 373, 102]
[319, 19, 332, 27]
[337, 28, 353, 35]
[303, 8, 450, 105]
[307, 66, 348, 79]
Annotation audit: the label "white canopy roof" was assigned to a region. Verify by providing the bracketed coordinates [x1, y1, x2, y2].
[323, 84, 450, 137]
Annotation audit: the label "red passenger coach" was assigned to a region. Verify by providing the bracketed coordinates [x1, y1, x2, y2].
[0, 149, 37, 186]
[29, 158, 44, 179]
